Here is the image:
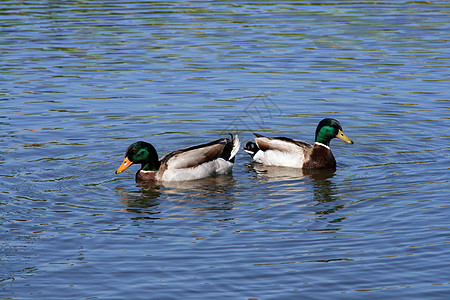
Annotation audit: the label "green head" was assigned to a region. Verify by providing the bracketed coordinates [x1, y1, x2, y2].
[115, 141, 160, 174]
[315, 118, 354, 146]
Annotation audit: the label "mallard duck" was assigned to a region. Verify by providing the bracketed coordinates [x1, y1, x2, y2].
[116, 135, 240, 182]
[244, 118, 353, 169]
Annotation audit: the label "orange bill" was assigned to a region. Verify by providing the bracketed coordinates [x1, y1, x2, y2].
[115, 157, 133, 174]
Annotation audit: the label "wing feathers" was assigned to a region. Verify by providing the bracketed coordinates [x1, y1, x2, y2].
[254, 135, 311, 153]
[228, 134, 240, 163]
[161, 135, 239, 170]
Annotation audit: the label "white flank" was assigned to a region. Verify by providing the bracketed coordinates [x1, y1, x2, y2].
[162, 158, 233, 181]
[252, 136, 307, 168]
[253, 150, 304, 168]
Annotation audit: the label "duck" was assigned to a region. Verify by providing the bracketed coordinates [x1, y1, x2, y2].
[244, 118, 353, 169]
[116, 134, 240, 182]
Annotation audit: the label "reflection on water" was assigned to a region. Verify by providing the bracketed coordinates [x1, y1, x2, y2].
[247, 163, 308, 180]
[307, 169, 338, 203]
[246, 163, 348, 226]
[116, 186, 161, 212]
[116, 174, 237, 213]
[246, 162, 337, 202]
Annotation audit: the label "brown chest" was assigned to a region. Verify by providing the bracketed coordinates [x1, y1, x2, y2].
[302, 145, 336, 170]
[136, 170, 158, 182]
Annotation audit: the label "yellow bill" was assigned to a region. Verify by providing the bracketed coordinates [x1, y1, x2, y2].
[337, 129, 354, 144]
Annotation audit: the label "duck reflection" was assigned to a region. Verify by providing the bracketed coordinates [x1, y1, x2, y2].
[115, 185, 162, 214]
[162, 174, 237, 212]
[246, 162, 308, 180]
[116, 173, 237, 213]
[246, 163, 346, 226]
[304, 168, 337, 203]
[246, 162, 338, 204]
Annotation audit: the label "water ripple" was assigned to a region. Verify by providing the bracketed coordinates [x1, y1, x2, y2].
[1, 1, 449, 299]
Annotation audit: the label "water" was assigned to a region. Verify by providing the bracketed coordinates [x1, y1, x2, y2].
[1, 1, 449, 299]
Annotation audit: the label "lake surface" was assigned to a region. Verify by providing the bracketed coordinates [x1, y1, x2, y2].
[1, 1, 449, 299]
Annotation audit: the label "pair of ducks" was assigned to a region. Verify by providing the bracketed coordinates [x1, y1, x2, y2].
[116, 118, 354, 183]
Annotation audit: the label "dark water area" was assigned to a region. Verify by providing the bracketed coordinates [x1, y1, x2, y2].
[1, 1, 449, 299]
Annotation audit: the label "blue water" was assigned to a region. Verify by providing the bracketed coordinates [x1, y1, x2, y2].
[1, 1, 449, 299]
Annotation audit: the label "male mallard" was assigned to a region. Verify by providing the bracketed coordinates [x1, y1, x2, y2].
[244, 118, 353, 169]
[116, 135, 240, 182]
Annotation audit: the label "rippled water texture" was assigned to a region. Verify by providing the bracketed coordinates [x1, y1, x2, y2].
[1, 1, 449, 299]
